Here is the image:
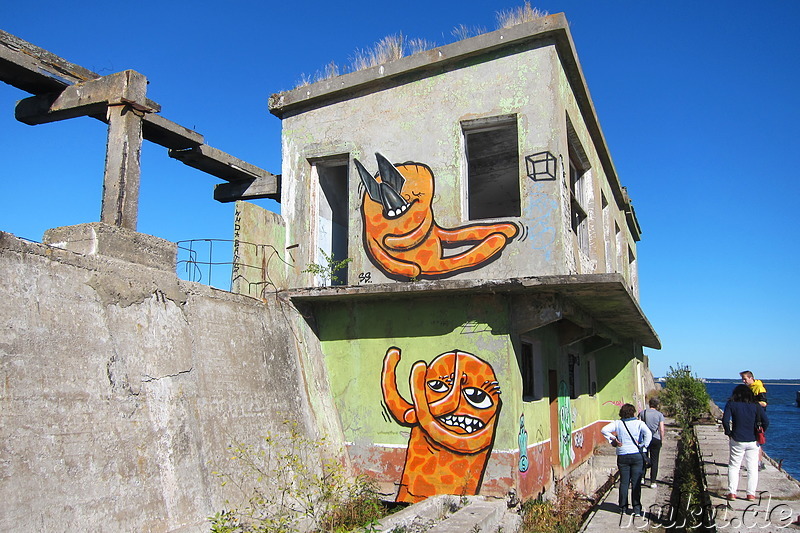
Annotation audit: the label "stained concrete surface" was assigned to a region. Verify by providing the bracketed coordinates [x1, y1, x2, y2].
[580, 420, 679, 532]
[581, 420, 800, 532]
[696, 423, 800, 531]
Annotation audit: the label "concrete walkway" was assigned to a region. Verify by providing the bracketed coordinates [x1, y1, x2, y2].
[372, 420, 800, 532]
[581, 419, 800, 532]
[580, 420, 679, 532]
[696, 422, 800, 531]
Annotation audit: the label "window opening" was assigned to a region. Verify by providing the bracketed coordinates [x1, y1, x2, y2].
[602, 193, 614, 272]
[567, 116, 590, 256]
[568, 353, 579, 399]
[313, 159, 349, 285]
[463, 115, 520, 220]
[628, 246, 638, 295]
[587, 356, 597, 396]
[521, 339, 543, 401]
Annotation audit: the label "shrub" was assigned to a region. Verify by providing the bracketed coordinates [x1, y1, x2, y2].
[660, 364, 710, 429]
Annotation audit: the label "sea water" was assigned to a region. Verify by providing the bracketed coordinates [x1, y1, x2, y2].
[704, 380, 800, 481]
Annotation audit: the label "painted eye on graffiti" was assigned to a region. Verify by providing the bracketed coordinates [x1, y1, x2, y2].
[463, 387, 493, 409]
[427, 380, 449, 393]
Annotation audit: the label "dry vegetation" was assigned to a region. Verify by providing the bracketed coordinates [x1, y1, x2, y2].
[520, 480, 594, 533]
[496, 1, 549, 28]
[295, 2, 548, 88]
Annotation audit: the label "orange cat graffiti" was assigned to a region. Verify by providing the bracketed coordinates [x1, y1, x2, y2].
[381, 346, 502, 503]
[355, 153, 519, 280]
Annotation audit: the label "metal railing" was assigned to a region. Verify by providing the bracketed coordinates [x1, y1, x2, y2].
[177, 239, 292, 297]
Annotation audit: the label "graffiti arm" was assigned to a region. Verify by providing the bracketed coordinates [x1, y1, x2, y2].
[367, 237, 422, 278]
[434, 222, 518, 243]
[382, 213, 434, 251]
[381, 347, 416, 425]
[421, 232, 511, 275]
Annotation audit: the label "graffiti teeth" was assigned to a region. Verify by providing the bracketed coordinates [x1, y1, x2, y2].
[438, 414, 484, 434]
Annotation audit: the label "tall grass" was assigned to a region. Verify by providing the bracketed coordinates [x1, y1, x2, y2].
[496, 1, 549, 29]
[294, 3, 549, 88]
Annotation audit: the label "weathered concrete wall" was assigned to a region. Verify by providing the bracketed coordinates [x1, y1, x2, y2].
[278, 43, 562, 287]
[0, 230, 323, 531]
[232, 201, 291, 296]
[273, 24, 641, 292]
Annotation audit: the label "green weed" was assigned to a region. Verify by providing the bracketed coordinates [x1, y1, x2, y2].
[208, 420, 389, 532]
[302, 249, 351, 286]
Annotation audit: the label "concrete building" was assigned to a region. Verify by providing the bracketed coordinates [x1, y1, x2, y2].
[0, 12, 659, 530]
[235, 13, 661, 502]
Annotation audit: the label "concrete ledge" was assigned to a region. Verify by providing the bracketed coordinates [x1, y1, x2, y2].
[43, 222, 176, 271]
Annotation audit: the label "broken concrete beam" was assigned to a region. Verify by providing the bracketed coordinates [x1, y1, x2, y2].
[213, 174, 281, 202]
[169, 144, 274, 183]
[15, 70, 157, 125]
[0, 29, 99, 93]
[43, 222, 177, 271]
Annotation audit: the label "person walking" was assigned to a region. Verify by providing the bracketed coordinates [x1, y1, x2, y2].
[740, 370, 768, 470]
[639, 397, 666, 488]
[602, 403, 652, 516]
[722, 384, 769, 501]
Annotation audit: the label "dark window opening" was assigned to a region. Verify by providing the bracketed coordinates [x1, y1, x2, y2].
[521, 339, 543, 401]
[464, 116, 520, 220]
[568, 353, 579, 399]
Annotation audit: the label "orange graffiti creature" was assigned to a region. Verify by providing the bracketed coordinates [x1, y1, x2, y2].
[355, 153, 518, 280]
[381, 346, 502, 503]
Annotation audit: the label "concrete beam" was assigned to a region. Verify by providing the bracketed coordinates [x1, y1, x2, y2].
[557, 319, 593, 346]
[583, 334, 614, 354]
[15, 70, 157, 125]
[214, 174, 281, 202]
[0, 29, 99, 93]
[142, 114, 204, 150]
[169, 144, 277, 184]
[2, 29, 277, 203]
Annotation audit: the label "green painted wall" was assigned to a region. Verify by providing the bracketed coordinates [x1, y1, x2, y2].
[313, 295, 645, 478]
[314, 294, 524, 449]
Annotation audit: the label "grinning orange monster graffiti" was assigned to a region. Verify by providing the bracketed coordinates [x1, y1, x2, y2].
[355, 153, 519, 280]
[381, 346, 502, 503]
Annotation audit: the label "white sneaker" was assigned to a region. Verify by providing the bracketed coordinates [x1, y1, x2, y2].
[650, 483, 657, 489]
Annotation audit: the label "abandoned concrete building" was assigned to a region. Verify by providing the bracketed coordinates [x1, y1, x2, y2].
[1, 13, 659, 531]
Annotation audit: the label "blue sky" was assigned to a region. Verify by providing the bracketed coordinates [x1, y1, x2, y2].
[2, 1, 798, 379]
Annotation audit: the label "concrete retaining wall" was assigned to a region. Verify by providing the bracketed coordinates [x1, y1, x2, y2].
[0, 230, 319, 531]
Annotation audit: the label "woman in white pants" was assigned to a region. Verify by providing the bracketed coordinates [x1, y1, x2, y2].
[722, 384, 769, 500]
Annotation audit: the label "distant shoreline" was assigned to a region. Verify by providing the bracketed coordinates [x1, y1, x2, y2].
[703, 380, 800, 385]
[655, 379, 800, 385]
